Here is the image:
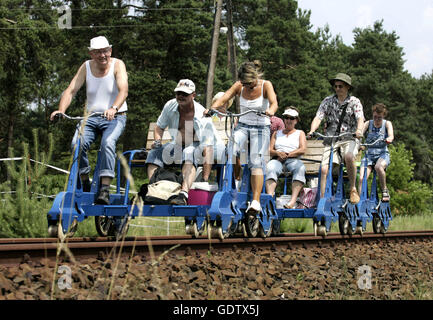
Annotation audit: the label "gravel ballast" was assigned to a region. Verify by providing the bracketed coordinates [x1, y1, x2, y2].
[0, 239, 432, 300]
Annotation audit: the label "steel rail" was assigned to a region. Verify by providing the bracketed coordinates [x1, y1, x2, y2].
[1, 230, 432, 266]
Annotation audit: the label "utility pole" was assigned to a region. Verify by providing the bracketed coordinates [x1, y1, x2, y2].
[205, 0, 223, 108]
[225, 0, 239, 112]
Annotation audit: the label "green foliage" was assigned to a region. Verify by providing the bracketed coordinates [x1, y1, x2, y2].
[0, 0, 65, 177]
[0, 129, 55, 237]
[0, 186, 50, 237]
[387, 143, 433, 216]
[386, 143, 415, 190]
[390, 181, 432, 216]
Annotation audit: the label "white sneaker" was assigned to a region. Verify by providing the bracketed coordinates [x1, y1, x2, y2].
[235, 179, 241, 191]
[246, 200, 261, 215]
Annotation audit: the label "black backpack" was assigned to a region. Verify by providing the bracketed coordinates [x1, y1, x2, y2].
[149, 167, 183, 185]
[139, 167, 184, 204]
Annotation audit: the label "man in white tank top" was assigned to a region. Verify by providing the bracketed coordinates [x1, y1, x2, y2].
[50, 36, 128, 205]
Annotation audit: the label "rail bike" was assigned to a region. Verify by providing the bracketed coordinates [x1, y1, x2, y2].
[46, 111, 392, 239]
[309, 132, 392, 236]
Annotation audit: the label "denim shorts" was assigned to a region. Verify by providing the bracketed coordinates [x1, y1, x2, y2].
[232, 123, 270, 170]
[363, 151, 390, 167]
[146, 142, 202, 168]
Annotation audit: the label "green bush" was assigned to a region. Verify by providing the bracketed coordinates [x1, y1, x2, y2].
[0, 187, 49, 237]
[387, 143, 433, 216]
[0, 130, 55, 237]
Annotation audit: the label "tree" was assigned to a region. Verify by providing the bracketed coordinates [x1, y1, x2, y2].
[348, 20, 432, 183]
[0, 0, 64, 181]
[412, 72, 433, 183]
[230, 0, 326, 132]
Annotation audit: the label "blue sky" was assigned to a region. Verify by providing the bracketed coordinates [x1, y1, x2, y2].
[297, 0, 433, 78]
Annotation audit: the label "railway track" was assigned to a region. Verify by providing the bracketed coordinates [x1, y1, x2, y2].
[1, 230, 432, 267]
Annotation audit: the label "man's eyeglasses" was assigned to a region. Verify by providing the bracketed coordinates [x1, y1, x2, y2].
[175, 91, 191, 97]
[283, 116, 297, 120]
[334, 84, 345, 89]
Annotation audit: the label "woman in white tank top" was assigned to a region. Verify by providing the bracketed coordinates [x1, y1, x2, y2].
[207, 61, 278, 214]
[265, 107, 307, 209]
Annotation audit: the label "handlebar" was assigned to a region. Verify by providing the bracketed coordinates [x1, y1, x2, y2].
[360, 138, 390, 147]
[309, 132, 355, 139]
[53, 112, 104, 121]
[206, 109, 267, 118]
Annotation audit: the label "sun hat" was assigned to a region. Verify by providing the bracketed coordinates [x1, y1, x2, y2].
[282, 108, 299, 117]
[282, 107, 300, 122]
[174, 79, 196, 94]
[88, 36, 112, 51]
[212, 92, 234, 109]
[329, 73, 353, 88]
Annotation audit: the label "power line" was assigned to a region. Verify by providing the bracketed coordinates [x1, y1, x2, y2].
[0, 21, 217, 30]
[0, 24, 150, 30]
[5, 7, 213, 12]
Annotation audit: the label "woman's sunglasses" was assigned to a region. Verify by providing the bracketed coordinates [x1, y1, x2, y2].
[283, 116, 297, 120]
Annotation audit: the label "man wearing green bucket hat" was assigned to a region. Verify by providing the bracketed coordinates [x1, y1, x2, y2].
[308, 73, 364, 204]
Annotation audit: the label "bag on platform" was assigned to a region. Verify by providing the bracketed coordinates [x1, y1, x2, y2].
[142, 167, 183, 204]
[296, 187, 318, 209]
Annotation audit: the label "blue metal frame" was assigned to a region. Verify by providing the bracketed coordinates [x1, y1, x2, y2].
[47, 130, 393, 238]
[310, 142, 341, 232]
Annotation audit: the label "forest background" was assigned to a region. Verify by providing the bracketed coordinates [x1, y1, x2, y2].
[0, 0, 432, 236]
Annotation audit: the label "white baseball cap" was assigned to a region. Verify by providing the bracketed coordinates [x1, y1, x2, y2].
[174, 79, 196, 94]
[88, 36, 112, 51]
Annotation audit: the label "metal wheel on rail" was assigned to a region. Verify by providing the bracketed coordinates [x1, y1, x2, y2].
[207, 224, 224, 240]
[115, 216, 130, 240]
[355, 224, 363, 235]
[95, 216, 115, 237]
[339, 214, 350, 235]
[372, 215, 387, 234]
[48, 221, 59, 237]
[271, 219, 281, 236]
[313, 221, 327, 237]
[185, 221, 200, 238]
[244, 213, 260, 238]
[56, 218, 78, 239]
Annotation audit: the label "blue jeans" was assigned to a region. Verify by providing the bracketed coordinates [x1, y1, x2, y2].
[72, 115, 126, 178]
[266, 158, 306, 184]
[232, 123, 270, 170]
